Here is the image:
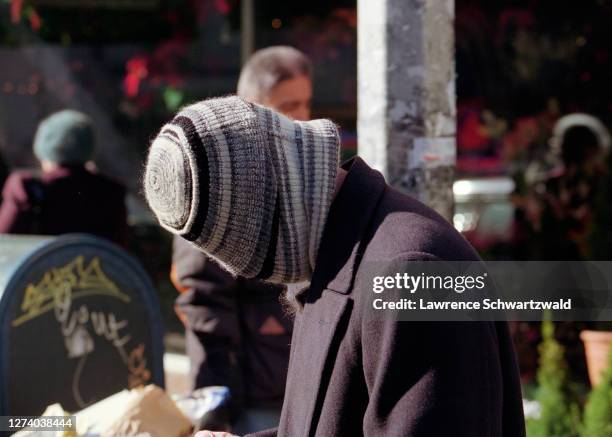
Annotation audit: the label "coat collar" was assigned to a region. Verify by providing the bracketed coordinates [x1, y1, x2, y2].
[305, 156, 386, 300]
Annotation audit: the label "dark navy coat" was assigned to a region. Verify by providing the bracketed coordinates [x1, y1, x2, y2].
[249, 157, 525, 437]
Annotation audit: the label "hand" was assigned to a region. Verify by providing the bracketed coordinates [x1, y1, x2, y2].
[194, 432, 238, 437]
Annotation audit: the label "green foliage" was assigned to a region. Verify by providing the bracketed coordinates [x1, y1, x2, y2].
[527, 317, 581, 437]
[581, 349, 612, 437]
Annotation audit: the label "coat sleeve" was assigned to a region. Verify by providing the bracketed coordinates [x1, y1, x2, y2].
[172, 235, 241, 341]
[171, 235, 244, 400]
[358, 253, 523, 436]
[0, 172, 35, 234]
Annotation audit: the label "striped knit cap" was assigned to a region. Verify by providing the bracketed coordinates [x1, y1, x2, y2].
[144, 96, 340, 284]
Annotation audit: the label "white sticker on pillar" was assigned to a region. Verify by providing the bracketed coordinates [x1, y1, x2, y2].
[409, 137, 456, 169]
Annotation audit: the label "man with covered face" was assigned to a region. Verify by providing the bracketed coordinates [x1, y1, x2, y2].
[144, 96, 525, 436]
[170, 46, 313, 434]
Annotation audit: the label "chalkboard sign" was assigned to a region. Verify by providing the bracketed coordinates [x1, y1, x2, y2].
[0, 234, 164, 416]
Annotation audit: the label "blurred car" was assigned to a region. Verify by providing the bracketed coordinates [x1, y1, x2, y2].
[453, 177, 515, 256]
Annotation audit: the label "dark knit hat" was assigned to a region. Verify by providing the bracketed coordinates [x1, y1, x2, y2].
[144, 96, 340, 283]
[33, 110, 95, 165]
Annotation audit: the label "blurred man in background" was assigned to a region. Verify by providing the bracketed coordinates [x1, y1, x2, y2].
[512, 113, 610, 386]
[237, 46, 312, 121]
[0, 109, 128, 245]
[520, 113, 610, 260]
[171, 46, 312, 434]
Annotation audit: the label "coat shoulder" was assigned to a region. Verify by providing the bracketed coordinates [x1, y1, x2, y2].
[86, 171, 126, 195]
[363, 185, 480, 263]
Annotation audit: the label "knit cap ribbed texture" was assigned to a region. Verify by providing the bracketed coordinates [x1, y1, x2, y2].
[144, 96, 340, 283]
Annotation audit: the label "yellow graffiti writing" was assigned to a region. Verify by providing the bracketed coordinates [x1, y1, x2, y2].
[12, 256, 130, 327]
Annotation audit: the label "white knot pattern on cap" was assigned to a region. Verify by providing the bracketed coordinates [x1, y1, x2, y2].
[144, 96, 340, 284]
[144, 134, 193, 230]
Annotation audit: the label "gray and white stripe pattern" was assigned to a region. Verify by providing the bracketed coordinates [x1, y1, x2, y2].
[144, 96, 340, 284]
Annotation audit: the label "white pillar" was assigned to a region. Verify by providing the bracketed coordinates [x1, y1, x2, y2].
[358, 0, 456, 220]
[241, 0, 255, 66]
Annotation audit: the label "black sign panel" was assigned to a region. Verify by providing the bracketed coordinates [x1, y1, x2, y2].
[0, 235, 164, 415]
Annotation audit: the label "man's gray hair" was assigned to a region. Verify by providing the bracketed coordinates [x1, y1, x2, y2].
[237, 46, 312, 103]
